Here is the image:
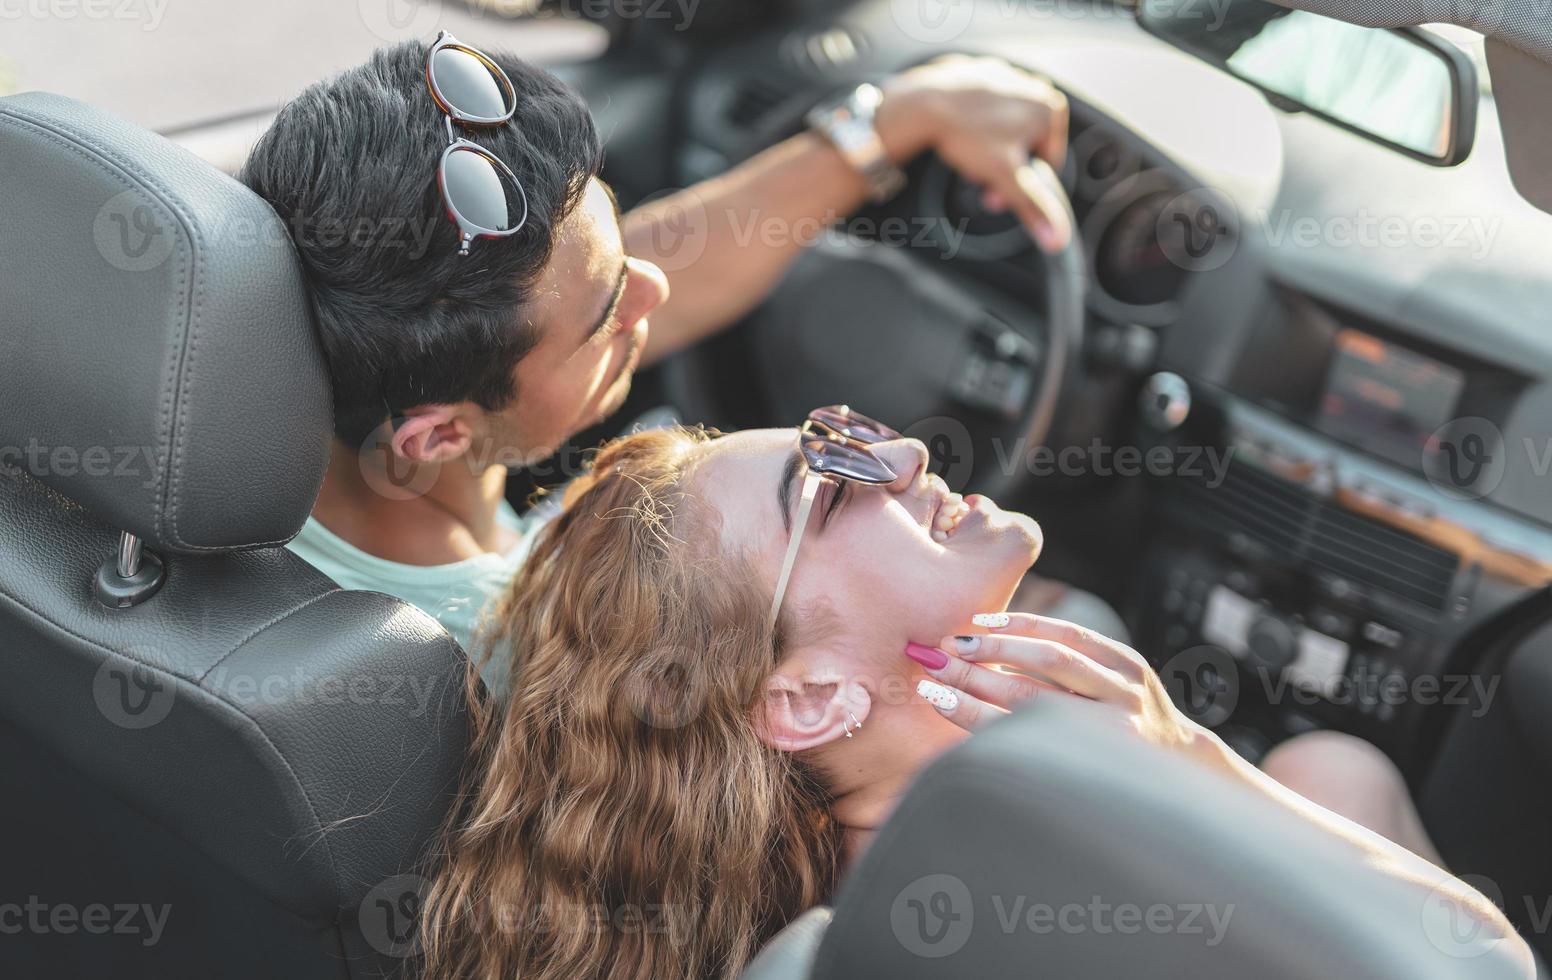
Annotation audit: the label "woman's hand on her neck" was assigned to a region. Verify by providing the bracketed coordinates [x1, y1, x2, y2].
[904, 613, 1233, 770]
[874, 617, 1533, 975]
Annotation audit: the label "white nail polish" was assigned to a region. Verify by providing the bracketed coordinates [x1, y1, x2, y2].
[972, 612, 1010, 628]
[917, 679, 960, 711]
[953, 635, 981, 656]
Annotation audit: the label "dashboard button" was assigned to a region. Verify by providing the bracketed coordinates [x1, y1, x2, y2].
[1287, 630, 1350, 698]
[1311, 609, 1353, 639]
[1362, 621, 1404, 649]
[1225, 569, 1256, 593]
[1317, 574, 1360, 602]
[1202, 586, 1255, 657]
[1246, 613, 1299, 673]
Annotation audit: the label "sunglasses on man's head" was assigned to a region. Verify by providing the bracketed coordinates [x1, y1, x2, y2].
[424, 32, 530, 256]
[769, 406, 902, 629]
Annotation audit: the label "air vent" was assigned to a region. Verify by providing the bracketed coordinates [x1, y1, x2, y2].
[1167, 461, 1459, 610]
[781, 27, 867, 76]
[725, 79, 787, 130]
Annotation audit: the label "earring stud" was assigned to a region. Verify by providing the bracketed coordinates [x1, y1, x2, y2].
[844, 711, 863, 738]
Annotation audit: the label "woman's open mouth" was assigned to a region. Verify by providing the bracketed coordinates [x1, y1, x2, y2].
[930, 491, 973, 543]
[935, 493, 1006, 545]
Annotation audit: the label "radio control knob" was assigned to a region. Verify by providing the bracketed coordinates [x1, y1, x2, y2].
[1246, 614, 1298, 672]
[1139, 372, 1190, 431]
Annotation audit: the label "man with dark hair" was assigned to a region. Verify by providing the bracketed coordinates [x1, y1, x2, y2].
[242, 39, 1075, 653]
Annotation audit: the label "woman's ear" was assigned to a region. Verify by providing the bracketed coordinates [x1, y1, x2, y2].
[755, 664, 871, 752]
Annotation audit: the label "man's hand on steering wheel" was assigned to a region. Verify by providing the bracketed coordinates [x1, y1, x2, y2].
[655, 55, 1084, 493]
[874, 55, 1073, 254]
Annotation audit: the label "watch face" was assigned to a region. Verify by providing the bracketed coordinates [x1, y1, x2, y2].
[831, 121, 874, 153]
[852, 83, 884, 111]
[810, 85, 905, 201]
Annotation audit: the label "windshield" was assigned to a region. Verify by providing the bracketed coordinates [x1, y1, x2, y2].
[1, 2, 1491, 135]
[0, 0, 605, 132]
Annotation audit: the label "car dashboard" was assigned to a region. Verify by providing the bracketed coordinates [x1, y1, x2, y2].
[641, 0, 1552, 761]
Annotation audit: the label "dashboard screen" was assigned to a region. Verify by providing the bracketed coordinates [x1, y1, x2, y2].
[1316, 329, 1464, 467]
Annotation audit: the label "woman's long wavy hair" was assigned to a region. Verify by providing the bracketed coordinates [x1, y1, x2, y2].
[418, 427, 844, 980]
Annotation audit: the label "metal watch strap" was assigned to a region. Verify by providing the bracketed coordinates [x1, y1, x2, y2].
[806, 83, 908, 204]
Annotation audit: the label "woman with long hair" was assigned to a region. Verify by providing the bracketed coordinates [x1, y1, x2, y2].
[418, 414, 1528, 980]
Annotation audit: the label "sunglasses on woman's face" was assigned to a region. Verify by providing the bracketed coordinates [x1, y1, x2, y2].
[424, 32, 530, 256]
[768, 406, 902, 629]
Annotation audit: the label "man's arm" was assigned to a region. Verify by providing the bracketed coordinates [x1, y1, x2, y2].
[626, 56, 1072, 366]
[626, 131, 871, 366]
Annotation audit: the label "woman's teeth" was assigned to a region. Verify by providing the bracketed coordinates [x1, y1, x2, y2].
[931, 493, 968, 543]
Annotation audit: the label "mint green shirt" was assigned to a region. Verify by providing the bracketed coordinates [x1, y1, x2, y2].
[285, 498, 549, 693]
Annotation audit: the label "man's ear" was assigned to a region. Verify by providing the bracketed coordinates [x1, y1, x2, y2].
[756, 662, 871, 753]
[390, 404, 476, 464]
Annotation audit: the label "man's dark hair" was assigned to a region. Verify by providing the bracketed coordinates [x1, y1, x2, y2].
[240, 41, 603, 447]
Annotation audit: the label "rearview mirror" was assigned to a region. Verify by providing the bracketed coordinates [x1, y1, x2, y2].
[1137, 0, 1478, 165]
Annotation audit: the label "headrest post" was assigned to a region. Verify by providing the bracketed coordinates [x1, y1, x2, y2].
[95, 532, 163, 609]
[117, 533, 143, 579]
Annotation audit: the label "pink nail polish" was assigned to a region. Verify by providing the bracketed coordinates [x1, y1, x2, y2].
[904, 642, 948, 671]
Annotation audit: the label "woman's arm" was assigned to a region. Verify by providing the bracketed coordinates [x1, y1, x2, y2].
[912, 614, 1536, 977]
[1204, 731, 1525, 956]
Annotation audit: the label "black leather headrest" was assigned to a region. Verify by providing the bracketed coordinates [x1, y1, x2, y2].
[0, 93, 330, 554]
[811, 696, 1529, 979]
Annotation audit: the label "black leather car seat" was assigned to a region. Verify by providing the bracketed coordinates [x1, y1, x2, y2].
[741, 693, 1533, 979]
[0, 92, 470, 978]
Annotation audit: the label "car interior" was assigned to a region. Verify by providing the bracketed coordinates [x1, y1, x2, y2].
[3, 0, 1551, 976]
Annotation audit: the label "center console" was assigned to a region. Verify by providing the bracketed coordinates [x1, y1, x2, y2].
[1132, 286, 1552, 755]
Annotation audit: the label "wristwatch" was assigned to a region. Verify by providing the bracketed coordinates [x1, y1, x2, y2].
[805, 83, 908, 204]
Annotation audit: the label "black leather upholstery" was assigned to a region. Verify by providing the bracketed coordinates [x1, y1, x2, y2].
[0, 93, 472, 978]
[753, 695, 1530, 979]
[0, 92, 330, 554]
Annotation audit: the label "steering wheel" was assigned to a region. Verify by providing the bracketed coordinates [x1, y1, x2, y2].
[664, 156, 1085, 502]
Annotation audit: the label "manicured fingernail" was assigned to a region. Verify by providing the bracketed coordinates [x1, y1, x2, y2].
[1033, 222, 1063, 254]
[950, 635, 981, 658]
[904, 641, 949, 671]
[917, 679, 960, 711]
[972, 613, 1010, 628]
